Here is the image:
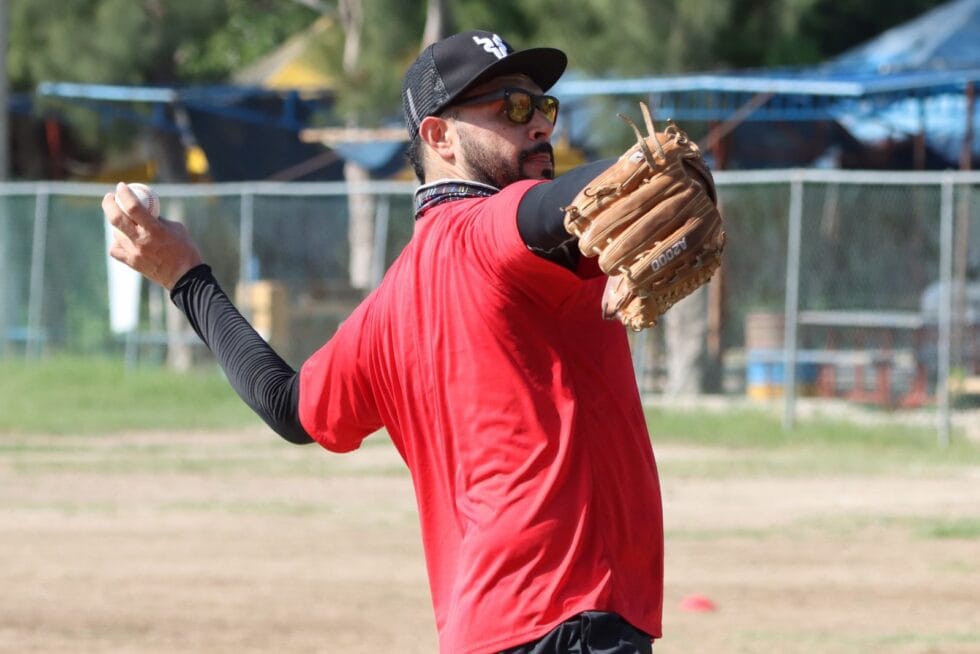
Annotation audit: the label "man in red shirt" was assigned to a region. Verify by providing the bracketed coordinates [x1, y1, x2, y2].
[105, 30, 664, 654]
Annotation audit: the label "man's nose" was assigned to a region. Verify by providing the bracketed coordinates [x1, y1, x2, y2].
[527, 109, 555, 142]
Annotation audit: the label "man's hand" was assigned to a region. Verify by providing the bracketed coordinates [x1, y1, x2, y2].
[102, 182, 204, 291]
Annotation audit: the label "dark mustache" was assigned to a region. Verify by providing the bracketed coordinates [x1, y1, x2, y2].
[519, 143, 554, 163]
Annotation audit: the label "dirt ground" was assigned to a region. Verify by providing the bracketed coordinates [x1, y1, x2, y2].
[1, 428, 978, 654]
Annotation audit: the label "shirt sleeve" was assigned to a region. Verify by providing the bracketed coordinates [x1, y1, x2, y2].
[297, 301, 383, 452]
[515, 157, 615, 274]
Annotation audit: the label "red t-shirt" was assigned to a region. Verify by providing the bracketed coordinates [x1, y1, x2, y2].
[299, 180, 663, 653]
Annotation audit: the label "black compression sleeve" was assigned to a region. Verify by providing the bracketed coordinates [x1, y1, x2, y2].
[516, 157, 615, 271]
[170, 264, 313, 444]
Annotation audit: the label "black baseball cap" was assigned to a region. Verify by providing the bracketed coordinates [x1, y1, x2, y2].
[401, 30, 567, 140]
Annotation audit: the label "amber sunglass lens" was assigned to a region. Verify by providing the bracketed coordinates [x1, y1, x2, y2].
[539, 97, 558, 123]
[506, 93, 534, 123]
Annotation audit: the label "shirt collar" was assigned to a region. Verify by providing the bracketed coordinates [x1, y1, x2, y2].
[413, 179, 500, 219]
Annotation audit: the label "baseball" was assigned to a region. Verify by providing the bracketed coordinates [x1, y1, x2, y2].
[115, 182, 160, 219]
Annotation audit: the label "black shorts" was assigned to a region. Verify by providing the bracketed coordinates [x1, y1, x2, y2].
[500, 611, 654, 654]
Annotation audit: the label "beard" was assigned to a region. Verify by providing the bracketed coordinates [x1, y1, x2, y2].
[458, 134, 555, 188]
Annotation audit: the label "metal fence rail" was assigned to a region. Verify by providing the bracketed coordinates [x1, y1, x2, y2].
[1, 171, 978, 443]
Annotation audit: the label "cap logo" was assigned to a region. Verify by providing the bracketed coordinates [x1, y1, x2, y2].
[472, 34, 509, 59]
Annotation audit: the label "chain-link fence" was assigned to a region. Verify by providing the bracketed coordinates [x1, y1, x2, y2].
[2, 171, 978, 441]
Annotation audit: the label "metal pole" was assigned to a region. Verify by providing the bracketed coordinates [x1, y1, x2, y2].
[239, 192, 254, 317]
[631, 330, 649, 396]
[936, 177, 954, 446]
[0, 192, 8, 355]
[26, 189, 49, 360]
[370, 196, 390, 288]
[782, 174, 804, 431]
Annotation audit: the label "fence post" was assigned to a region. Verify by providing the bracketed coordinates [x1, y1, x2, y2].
[937, 176, 954, 446]
[239, 191, 254, 318]
[632, 330, 649, 395]
[782, 173, 804, 431]
[371, 196, 390, 288]
[0, 194, 8, 355]
[26, 187, 49, 360]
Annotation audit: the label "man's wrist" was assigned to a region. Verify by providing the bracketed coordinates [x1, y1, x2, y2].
[169, 263, 213, 299]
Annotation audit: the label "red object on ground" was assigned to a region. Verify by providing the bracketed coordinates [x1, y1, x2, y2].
[679, 594, 717, 612]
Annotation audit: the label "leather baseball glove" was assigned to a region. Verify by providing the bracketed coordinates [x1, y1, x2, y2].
[564, 103, 726, 331]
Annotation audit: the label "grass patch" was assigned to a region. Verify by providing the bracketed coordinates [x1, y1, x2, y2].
[646, 406, 930, 449]
[646, 406, 980, 473]
[3, 357, 979, 480]
[875, 631, 980, 648]
[917, 518, 980, 540]
[0, 356, 258, 434]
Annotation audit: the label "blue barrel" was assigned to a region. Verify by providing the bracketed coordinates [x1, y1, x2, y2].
[746, 349, 819, 399]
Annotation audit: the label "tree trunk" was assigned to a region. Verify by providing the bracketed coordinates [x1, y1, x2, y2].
[338, 0, 362, 73]
[337, 0, 375, 291]
[422, 0, 452, 48]
[664, 286, 708, 396]
[338, 0, 373, 291]
[345, 159, 375, 290]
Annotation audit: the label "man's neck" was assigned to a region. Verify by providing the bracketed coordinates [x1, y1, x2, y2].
[413, 179, 500, 218]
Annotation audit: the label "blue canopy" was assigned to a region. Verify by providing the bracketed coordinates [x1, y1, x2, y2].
[821, 0, 980, 165]
[549, 0, 980, 167]
[828, 0, 980, 74]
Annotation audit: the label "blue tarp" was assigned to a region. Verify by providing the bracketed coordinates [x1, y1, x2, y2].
[828, 0, 980, 74]
[34, 83, 406, 180]
[821, 0, 980, 165]
[552, 0, 980, 167]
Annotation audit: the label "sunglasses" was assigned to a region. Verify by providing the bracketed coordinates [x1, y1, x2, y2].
[455, 87, 560, 125]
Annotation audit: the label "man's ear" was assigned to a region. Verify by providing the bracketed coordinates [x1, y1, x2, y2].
[418, 115, 456, 163]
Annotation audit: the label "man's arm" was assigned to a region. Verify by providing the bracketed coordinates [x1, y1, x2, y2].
[171, 265, 313, 444]
[102, 185, 313, 445]
[516, 158, 614, 272]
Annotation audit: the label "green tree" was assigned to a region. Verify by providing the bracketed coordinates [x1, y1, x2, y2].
[449, 0, 949, 75]
[331, 0, 424, 126]
[9, 0, 316, 89]
[9, 0, 318, 176]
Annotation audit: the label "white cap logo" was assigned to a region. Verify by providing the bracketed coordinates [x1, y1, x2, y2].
[472, 34, 509, 59]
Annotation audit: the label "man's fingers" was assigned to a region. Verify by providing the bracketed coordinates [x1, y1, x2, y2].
[114, 182, 156, 228]
[108, 230, 159, 278]
[102, 192, 139, 240]
[108, 237, 132, 264]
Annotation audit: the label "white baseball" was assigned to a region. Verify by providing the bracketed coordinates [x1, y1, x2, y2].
[115, 182, 160, 219]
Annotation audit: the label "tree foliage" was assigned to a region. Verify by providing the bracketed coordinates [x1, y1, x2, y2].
[303, 1, 425, 126]
[11, 0, 953, 92]
[456, 0, 950, 75]
[8, 0, 316, 89]
[173, 0, 320, 81]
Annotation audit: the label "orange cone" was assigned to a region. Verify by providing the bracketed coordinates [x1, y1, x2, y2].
[679, 594, 717, 612]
